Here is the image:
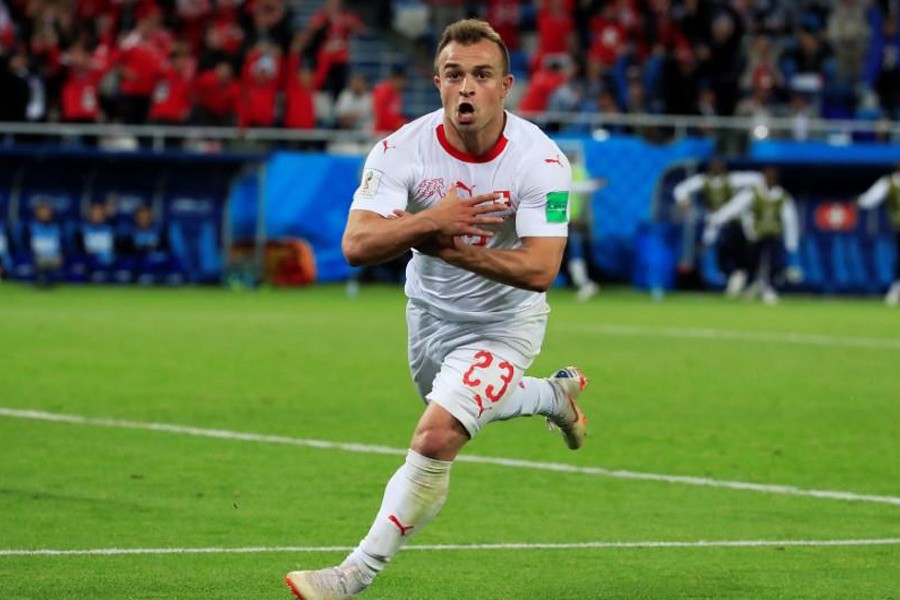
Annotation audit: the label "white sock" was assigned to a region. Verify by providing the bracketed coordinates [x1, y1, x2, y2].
[342, 449, 452, 585]
[492, 376, 560, 421]
[568, 258, 590, 287]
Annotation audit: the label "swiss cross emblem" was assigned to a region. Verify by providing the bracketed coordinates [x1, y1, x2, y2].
[494, 190, 512, 208]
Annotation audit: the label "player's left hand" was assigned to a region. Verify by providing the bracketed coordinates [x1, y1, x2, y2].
[413, 233, 456, 256]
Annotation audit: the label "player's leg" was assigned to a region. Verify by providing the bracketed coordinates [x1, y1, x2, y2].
[744, 236, 764, 299]
[886, 230, 900, 306]
[430, 313, 589, 449]
[566, 225, 599, 301]
[286, 305, 467, 599]
[760, 236, 780, 305]
[718, 223, 745, 295]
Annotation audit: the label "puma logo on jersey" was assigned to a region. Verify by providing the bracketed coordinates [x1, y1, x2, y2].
[382, 139, 396, 153]
[544, 154, 564, 167]
[455, 180, 476, 197]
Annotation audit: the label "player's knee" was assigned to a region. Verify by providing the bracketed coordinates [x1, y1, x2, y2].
[410, 426, 466, 460]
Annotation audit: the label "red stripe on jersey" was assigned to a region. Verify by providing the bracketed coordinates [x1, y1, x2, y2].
[436, 124, 508, 163]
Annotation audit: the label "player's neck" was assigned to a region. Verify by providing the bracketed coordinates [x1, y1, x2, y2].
[442, 113, 506, 159]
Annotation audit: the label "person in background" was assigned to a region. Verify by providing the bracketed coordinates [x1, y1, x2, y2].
[335, 72, 372, 131]
[674, 158, 763, 294]
[28, 202, 64, 288]
[0, 219, 11, 279]
[192, 61, 239, 126]
[283, 57, 317, 131]
[124, 205, 175, 285]
[60, 41, 107, 126]
[372, 64, 407, 134]
[238, 41, 282, 129]
[294, 0, 365, 100]
[149, 42, 196, 127]
[79, 203, 116, 283]
[531, 0, 574, 74]
[856, 162, 900, 306]
[565, 146, 601, 301]
[115, 7, 168, 124]
[706, 166, 801, 305]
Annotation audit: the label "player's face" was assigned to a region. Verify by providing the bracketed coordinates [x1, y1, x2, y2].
[434, 39, 512, 134]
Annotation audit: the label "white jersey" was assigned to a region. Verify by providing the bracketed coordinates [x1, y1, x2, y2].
[350, 109, 571, 322]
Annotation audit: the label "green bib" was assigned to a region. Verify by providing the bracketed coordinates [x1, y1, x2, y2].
[702, 177, 734, 211]
[751, 188, 785, 237]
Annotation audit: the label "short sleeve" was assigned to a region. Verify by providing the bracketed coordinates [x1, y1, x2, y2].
[349, 140, 412, 217]
[515, 153, 572, 238]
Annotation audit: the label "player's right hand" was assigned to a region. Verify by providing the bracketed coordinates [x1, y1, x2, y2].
[426, 185, 506, 238]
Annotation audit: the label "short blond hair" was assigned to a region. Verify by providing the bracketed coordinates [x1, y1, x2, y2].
[434, 19, 510, 76]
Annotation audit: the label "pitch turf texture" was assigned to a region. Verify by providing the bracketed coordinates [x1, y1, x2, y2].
[1, 284, 898, 600]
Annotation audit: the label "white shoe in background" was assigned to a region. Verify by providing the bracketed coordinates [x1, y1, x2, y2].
[725, 270, 747, 298]
[885, 282, 900, 307]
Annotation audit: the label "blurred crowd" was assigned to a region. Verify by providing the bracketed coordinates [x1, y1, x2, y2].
[0, 0, 898, 139]
[0, 0, 406, 135]
[504, 0, 900, 140]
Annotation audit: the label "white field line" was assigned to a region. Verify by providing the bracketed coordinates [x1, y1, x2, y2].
[560, 323, 900, 351]
[2, 538, 900, 558]
[2, 408, 899, 507]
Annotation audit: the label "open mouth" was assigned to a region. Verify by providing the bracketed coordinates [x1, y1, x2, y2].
[457, 102, 475, 123]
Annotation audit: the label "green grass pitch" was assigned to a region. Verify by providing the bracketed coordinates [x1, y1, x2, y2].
[0, 283, 897, 599]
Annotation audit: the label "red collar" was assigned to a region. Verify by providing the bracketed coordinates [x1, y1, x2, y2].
[436, 122, 508, 163]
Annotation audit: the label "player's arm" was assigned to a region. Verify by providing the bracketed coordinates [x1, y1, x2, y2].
[422, 152, 571, 291]
[781, 196, 800, 252]
[858, 176, 889, 209]
[343, 187, 505, 267]
[673, 174, 704, 207]
[708, 188, 753, 227]
[727, 171, 764, 190]
[432, 236, 566, 292]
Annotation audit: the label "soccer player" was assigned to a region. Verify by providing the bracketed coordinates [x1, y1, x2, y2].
[673, 158, 763, 295]
[705, 166, 801, 305]
[857, 162, 900, 306]
[285, 19, 591, 600]
[565, 145, 601, 301]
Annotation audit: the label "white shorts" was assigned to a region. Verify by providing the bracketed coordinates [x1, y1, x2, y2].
[406, 301, 548, 437]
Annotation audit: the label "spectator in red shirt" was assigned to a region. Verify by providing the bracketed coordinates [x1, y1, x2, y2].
[198, 1, 245, 71]
[588, 3, 629, 67]
[294, 0, 365, 100]
[149, 42, 195, 125]
[192, 61, 239, 125]
[283, 54, 317, 130]
[115, 10, 167, 123]
[174, 0, 212, 56]
[517, 56, 567, 115]
[483, 0, 522, 51]
[531, 0, 575, 73]
[371, 65, 406, 134]
[237, 41, 282, 128]
[60, 41, 107, 123]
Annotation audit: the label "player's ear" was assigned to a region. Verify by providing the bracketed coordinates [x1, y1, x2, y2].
[500, 74, 514, 99]
[433, 74, 440, 91]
